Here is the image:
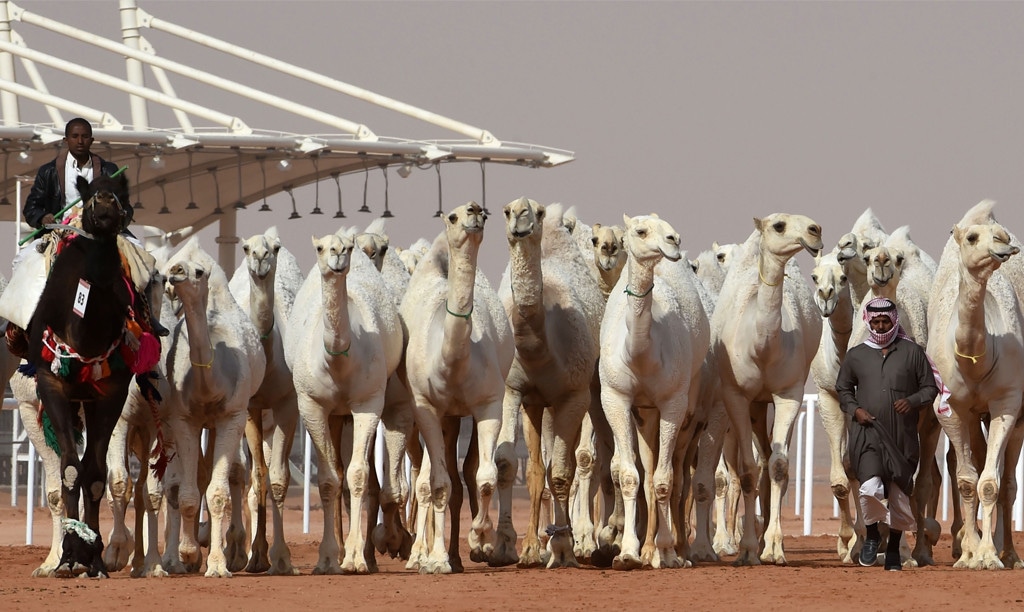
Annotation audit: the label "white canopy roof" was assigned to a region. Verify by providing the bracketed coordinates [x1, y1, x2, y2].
[0, 0, 572, 267]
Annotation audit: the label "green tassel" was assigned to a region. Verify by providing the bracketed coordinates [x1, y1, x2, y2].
[57, 352, 71, 378]
[41, 411, 61, 454]
[40, 410, 85, 455]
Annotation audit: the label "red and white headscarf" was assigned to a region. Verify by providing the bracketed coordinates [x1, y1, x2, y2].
[861, 296, 952, 416]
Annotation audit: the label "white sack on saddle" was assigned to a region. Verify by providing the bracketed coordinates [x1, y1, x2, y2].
[0, 246, 47, 330]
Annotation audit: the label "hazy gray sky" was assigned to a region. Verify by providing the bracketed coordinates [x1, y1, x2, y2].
[7, 1, 1024, 281]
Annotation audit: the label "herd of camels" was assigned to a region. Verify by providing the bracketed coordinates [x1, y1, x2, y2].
[1, 194, 1023, 577]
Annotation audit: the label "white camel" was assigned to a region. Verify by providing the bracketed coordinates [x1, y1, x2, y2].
[494, 199, 603, 569]
[808, 247, 859, 563]
[161, 239, 266, 577]
[227, 226, 303, 575]
[597, 213, 709, 570]
[400, 202, 514, 574]
[928, 200, 1024, 570]
[711, 213, 823, 565]
[285, 228, 403, 574]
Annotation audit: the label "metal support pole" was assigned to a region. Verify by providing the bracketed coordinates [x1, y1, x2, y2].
[303, 427, 311, 534]
[802, 395, 816, 536]
[794, 411, 805, 516]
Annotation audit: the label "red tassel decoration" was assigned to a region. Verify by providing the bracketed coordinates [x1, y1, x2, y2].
[132, 332, 161, 374]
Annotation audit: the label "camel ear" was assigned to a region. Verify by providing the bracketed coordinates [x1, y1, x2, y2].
[76, 175, 92, 203]
[535, 203, 546, 221]
[690, 259, 699, 273]
[242, 242, 251, 255]
[712, 241, 720, 250]
[593, 223, 602, 231]
[622, 214, 632, 227]
[753, 217, 764, 232]
[952, 225, 964, 244]
[311, 235, 319, 248]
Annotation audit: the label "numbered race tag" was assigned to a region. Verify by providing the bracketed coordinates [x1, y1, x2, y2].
[73, 279, 91, 318]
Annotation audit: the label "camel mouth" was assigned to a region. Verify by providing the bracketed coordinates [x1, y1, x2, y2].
[462, 223, 484, 234]
[800, 239, 823, 256]
[662, 251, 682, 263]
[991, 250, 1012, 263]
[510, 229, 532, 239]
[871, 275, 890, 287]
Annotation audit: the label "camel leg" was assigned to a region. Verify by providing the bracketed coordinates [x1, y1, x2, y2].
[816, 389, 858, 564]
[945, 407, 982, 569]
[34, 373, 84, 523]
[137, 435, 168, 578]
[972, 406, 1018, 569]
[243, 406, 270, 573]
[635, 408, 660, 568]
[601, 387, 642, 571]
[300, 400, 344, 575]
[468, 400, 502, 568]
[266, 394, 299, 575]
[546, 395, 587, 569]
[998, 420, 1024, 568]
[203, 413, 246, 578]
[341, 409, 381, 575]
[759, 394, 800, 565]
[491, 387, 522, 567]
[104, 417, 134, 572]
[17, 397, 67, 577]
[692, 405, 727, 562]
[721, 388, 761, 566]
[223, 447, 249, 573]
[911, 409, 944, 567]
[438, 416, 465, 574]
[571, 401, 598, 562]
[517, 404, 548, 568]
[372, 377, 414, 563]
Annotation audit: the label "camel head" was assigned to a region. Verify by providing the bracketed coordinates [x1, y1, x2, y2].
[355, 232, 390, 272]
[241, 230, 281, 281]
[953, 221, 1020, 281]
[445, 201, 487, 252]
[753, 213, 823, 259]
[164, 260, 209, 317]
[313, 231, 355, 277]
[864, 245, 904, 290]
[562, 205, 578, 235]
[77, 173, 130, 237]
[397, 237, 431, 275]
[810, 248, 848, 318]
[713, 241, 740, 269]
[590, 223, 626, 273]
[622, 213, 682, 264]
[503, 197, 544, 243]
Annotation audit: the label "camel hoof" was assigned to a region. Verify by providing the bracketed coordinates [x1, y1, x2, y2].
[612, 553, 643, 571]
[591, 544, 618, 568]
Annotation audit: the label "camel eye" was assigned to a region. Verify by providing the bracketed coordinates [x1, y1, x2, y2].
[691, 261, 699, 273]
[316, 245, 324, 254]
[503, 208, 511, 218]
[772, 221, 786, 233]
[195, 269, 204, 279]
[840, 275, 847, 283]
[635, 228, 647, 238]
[243, 244, 251, 255]
[811, 274, 818, 283]
[448, 213, 458, 224]
[966, 233, 979, 245]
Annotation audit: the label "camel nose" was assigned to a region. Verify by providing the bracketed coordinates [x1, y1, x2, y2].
[808, 224, 821, 237]
[668, 234, 680, 246]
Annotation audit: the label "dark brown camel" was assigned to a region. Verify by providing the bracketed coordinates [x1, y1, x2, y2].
[27, 173, 151, 578]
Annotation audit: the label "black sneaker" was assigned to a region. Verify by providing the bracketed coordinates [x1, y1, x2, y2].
[859, 538, 880, 567]
[884, 550, 902, 571]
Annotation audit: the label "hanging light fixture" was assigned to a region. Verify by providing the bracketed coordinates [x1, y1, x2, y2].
[284, 184, 301, 220]
[310, 155, 323, 214]
[16, 149, 32, 165]
[479, 159, 489, 216]
[185, 150, 199, 209]
[1, 151, 11, 206]
[331, 171, 345, 219]
[149, 153, 165, 169]
[277, 158, 291, 172]
[358, 165, 371, 213]
[433, 161, 443, 218]
[380, 164, 393, 218]
[397, 162, 413, 178]
[209, 166, 223, 215]
[133, 153, 144, 209]
[258, 157, 271, 212]
[157, 179, 170, 214]
[233, 150, 246, 209]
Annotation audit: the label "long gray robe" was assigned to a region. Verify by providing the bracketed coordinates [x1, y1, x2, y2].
[836, 337, 938, 487]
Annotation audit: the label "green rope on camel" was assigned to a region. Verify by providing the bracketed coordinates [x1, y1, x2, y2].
[41, 411, 85, 455]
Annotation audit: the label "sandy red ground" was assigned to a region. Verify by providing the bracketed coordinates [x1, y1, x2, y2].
[2, 486, 1024, 612]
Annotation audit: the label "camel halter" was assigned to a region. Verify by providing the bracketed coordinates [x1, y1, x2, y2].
[191, 346, 214, 368]
[953, 341, 985, 365]
[445, 299, 473, 319]
[324, 340, 350, 357]
[758, 256, 786, 287]
[623, 284, 653, 298]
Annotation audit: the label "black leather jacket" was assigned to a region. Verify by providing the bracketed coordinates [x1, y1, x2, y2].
[23, 151, 122, 229]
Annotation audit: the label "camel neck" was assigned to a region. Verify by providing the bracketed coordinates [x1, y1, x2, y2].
[248, 269, 277, 341]
[624, 258, 656, 355]
[181, 296, 214, 376]
[754, 252, 786, 348]
[954, 261, 989, 367]
[829, 284, 854, 362]
[441, 238, 478, 369]
[508, 237, 544, 311]
[320, 271, 352, 359]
